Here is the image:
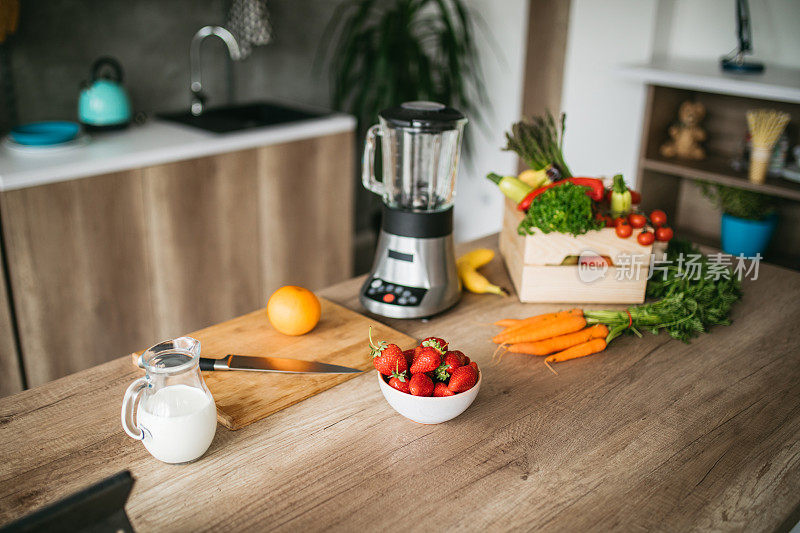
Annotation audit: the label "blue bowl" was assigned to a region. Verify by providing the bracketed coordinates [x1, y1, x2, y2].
[9, 121, 81, 146]
[721, 213, 778, 257]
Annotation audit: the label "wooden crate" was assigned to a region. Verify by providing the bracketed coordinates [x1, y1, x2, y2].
[498, 199, 653, 303]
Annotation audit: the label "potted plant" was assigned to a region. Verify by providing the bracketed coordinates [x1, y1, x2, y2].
[321, 0, 487, 133]
[699, 182, 778, 256]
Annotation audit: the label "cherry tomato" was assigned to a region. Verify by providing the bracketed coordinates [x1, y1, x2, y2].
[628, 213, 647, 229]
[595, 214, 612, 227]
[637, 230, 655, 245]
[613, 217, 627, 227]
[615, 223, 633, 238]
[650, 209, 667, 227]
[595, 213, 612, 227]
[630, 190, 642, 204]
[655, 226, 674, 242]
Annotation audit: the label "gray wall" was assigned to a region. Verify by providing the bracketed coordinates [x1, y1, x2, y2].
[5, 0, 342, 123]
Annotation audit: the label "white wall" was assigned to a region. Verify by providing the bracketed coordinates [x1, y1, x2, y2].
[655, 0, 800, 67]
[560, 0, 659, 183]
[560, 0, 800, 188]
[453, 0, 530, 243]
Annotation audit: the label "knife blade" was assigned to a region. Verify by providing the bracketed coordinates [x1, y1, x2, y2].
[198, 355, 363, 374]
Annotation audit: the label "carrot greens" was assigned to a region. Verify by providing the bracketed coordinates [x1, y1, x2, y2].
[585, 241, 742, 343]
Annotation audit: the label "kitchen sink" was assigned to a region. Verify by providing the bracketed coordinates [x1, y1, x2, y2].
[159, 102, 327, 133]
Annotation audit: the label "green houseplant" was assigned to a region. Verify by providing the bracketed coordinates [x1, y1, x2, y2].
[321, 0, 487, 134]
[699, 181, 778, 256]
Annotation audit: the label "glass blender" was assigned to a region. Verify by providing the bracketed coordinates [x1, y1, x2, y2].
[360, 101, 467, 318]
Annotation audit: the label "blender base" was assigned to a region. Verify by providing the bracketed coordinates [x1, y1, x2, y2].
[360, 225, 461, 320]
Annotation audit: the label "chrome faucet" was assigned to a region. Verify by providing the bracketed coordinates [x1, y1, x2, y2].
[190, 26, 242, 116]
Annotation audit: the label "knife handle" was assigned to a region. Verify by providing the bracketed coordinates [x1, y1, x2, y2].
[199, 358, 216, 371]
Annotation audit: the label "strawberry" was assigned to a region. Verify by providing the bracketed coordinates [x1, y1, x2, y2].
[448, 365, 478, 393]
[388, 369, 410, 394]
[469, 361, 479, 373]
[410, 346, 441, 373]
[463, 355, 471, 365]
[373, 345, 407, 376]
[412, 345, 425, 362]
[434, 382, 455, 397]
[408, 373, 434, 396]
[434, 350, 465, 381]
[402, 348, 415, 367]
[421, 336, 448, 354]
[369, 327, 407, 376]
[443, 350, 465, 373]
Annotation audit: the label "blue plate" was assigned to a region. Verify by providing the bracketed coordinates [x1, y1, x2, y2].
[10, 121, 81, 146]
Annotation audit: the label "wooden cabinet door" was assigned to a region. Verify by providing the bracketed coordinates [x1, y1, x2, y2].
[256, 132, 354, 297]
[142, 150, 263, 339]
[0, 252, 22, 396]
[0, 171, 157, 387]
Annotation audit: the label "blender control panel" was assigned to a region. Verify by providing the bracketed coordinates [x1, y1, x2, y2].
[364, 278, 427, 306]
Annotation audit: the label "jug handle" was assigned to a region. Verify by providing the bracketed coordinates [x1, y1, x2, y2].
[362, 124, 385, 197]
[121, 377, 148, 440]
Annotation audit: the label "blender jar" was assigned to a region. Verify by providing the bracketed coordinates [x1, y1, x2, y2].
[362, 101, 467, 212]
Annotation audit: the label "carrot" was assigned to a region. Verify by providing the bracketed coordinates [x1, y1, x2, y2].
[508, 324, 608, 356]
[494, 318, 520, 328]
[497, 314, 587, 345]
[493, 309, 582, 343]
[544, 338, 607, 375]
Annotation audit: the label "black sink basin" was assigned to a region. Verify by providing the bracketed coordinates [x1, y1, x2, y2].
[159, 102, 327, 133]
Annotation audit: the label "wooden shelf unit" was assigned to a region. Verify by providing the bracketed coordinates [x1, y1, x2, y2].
[636, 84, 800, 271]
[641, 156, 800, 202]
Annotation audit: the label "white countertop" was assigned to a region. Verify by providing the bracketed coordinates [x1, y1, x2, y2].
[619, 58, 800, 104]
[0, 113, 356, 191]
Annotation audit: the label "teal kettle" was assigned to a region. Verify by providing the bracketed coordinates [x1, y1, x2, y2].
[78, 57, 132, 130]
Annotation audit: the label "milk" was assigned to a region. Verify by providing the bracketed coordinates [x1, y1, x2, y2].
[138, 384, 217, 464]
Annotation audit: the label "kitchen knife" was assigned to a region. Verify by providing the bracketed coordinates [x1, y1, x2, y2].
[198, 355, 363, 374]
[135, 353, 363, 374]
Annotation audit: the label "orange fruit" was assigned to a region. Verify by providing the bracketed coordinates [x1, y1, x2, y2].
[267, 286, 321, 336]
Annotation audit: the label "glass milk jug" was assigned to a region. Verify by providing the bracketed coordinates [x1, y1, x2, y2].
[121, 337, 217, 464]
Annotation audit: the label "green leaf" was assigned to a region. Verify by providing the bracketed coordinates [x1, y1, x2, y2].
[697, 181, 776, 220]
[434, 363, 450, 381]
[518, 182, 603, 236]
[320, 0, 489, 147]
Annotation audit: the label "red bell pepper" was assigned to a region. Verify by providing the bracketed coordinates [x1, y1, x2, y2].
[517, 183, 554, 211]
[565, 177, 605, 201]
[516, 177, 605, 211]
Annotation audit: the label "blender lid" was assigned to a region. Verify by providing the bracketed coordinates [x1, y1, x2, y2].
[379, 101, 466, 131]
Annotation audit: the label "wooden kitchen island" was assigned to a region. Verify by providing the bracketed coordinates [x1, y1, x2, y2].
[1, 235, 799, 532]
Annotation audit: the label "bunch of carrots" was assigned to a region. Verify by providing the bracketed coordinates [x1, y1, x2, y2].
[492, 309, 609, 374]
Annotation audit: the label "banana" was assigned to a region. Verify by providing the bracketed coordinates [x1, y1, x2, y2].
[457, 249, 507, 296]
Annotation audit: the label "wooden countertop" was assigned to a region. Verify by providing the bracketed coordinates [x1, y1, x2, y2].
[1, 235, 799, 531]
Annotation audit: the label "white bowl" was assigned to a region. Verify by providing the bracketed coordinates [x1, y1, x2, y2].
[377, 371, 482, 424]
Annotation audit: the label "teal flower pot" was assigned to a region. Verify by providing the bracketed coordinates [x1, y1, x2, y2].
[720, 213, 777, 257]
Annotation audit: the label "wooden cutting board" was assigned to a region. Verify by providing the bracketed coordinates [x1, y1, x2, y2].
[130, 298, 416, 430]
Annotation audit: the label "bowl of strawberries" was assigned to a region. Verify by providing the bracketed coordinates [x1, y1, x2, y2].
[370, 331, 481, 424]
